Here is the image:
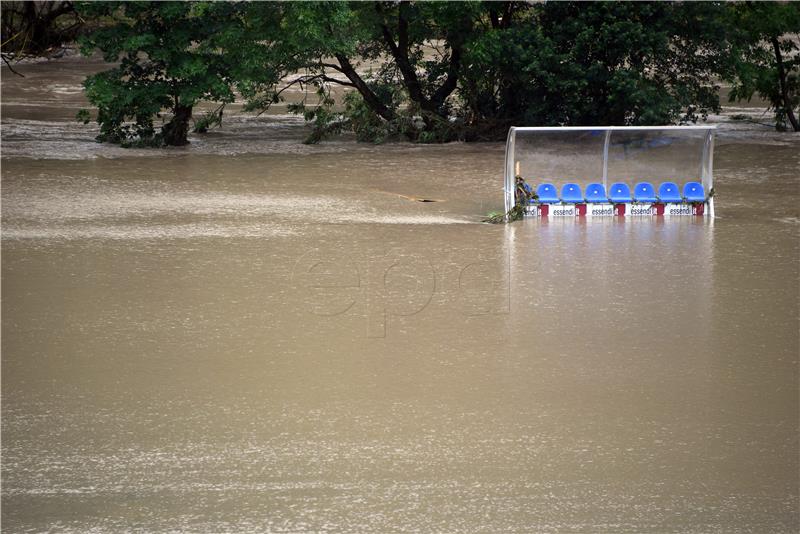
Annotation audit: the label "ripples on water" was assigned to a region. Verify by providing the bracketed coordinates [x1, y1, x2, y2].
[2, 56, 799, 532]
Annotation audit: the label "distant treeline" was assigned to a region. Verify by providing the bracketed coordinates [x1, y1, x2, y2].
[1, 1, 82, 56]
[4, 1, 798, 145]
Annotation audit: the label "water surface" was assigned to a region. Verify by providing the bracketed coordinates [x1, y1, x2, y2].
[2, 56, 799, 532]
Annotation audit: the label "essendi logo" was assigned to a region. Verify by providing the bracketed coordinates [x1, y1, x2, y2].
[667, 204, 692, 215]
[590, 207, 614, 216]
[551, 207, 575, 216]
[629, 206, 653, 215]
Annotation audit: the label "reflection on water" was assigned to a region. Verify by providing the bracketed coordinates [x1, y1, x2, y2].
[2, 56, 799, 532]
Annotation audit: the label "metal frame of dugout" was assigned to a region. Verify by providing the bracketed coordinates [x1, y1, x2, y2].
[503, 125, 716, 219]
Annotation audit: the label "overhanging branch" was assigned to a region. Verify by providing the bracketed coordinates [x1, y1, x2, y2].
[1, 54, 25, 77]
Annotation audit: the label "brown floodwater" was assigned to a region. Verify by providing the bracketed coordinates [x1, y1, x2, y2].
[2, 56, 799, 532]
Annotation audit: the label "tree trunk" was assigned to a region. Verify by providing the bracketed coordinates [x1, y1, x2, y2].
[430, 45, 462, 111]
[334, 54, 396, 122]
[376, 1, 464, 126]
[162, 104, 192, 146]
[771, 37, 799, 132]
[378, 2, 437, 116]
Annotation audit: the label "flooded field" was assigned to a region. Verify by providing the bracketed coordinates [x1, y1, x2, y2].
[2, 55, 799, 532]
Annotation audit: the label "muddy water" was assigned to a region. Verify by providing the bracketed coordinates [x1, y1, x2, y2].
[2, 57, 799, 532]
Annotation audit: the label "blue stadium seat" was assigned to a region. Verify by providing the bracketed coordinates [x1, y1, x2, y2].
[536, 183, 560, 203]
[584, 183, 608, 203]
[658, 181, 682, 203]
[609, 182, 633, 203]
[683, 181, 706, 202]
[633, 182, 657, 202]
[560, 183, 583, 203]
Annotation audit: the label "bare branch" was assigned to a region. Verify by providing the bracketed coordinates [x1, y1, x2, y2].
[1, 53, 25, 77]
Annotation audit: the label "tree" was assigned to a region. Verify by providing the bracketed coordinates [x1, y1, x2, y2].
[75, 1, 792, 147]
[237, 1, 484, 143]
[726, 3, 800, 132]
[461, 2, 731, 130]
[276, 2, 735, 142]
[76, 1, 256, 146]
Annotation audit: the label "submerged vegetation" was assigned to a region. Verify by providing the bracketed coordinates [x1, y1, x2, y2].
[483, 205, 525, 225]
[484, 176, 536, 224]
[3, 1, 799, 145]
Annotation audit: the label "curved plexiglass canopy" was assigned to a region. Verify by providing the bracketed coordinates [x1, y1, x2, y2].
[503, 126, 717, 216]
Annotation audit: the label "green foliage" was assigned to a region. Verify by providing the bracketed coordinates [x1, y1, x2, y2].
[76, 1, 250, 146]
[74, 1, 800, 148]
[484, 179, 536, 224]
[293, 90, 349, 145]
[483, 204, 525, 224]
[75, 108, 91, 124]
[295, 1, 736, 142]
[344, 92, 393, 143]
[461, 2, 729, 127]
[725, 3, 800, 131]
[193, 103, 225, 134]
[217, 1, 484, 144]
